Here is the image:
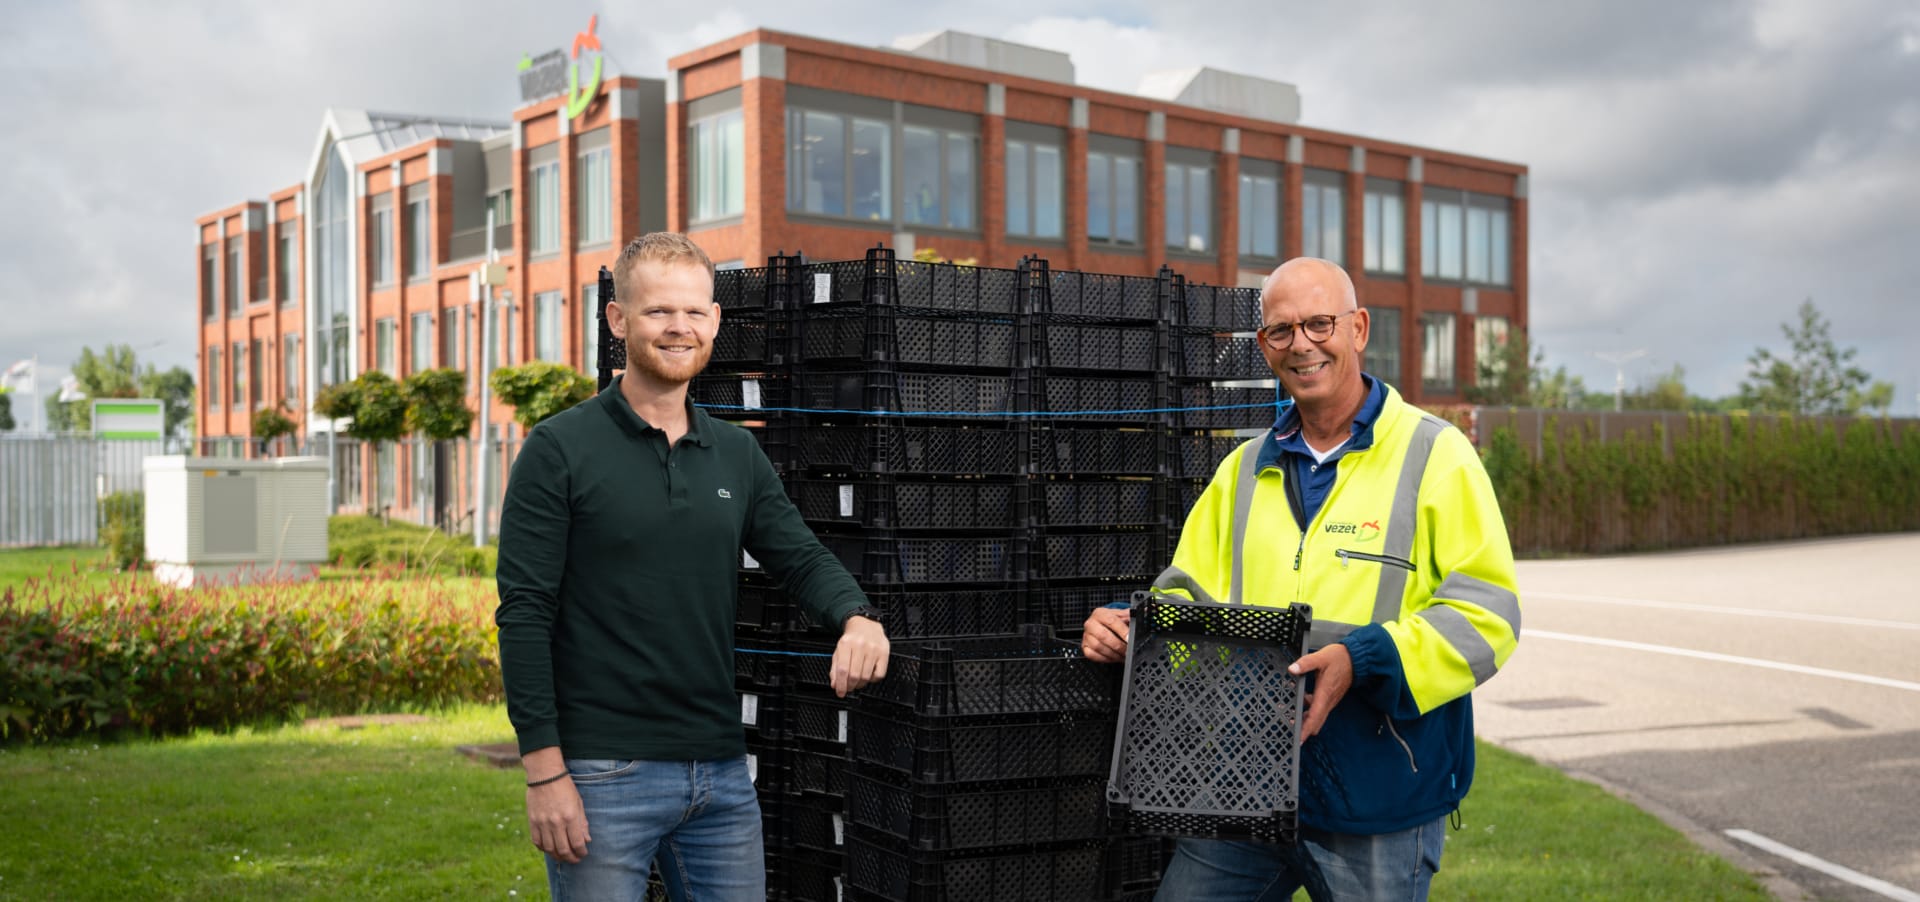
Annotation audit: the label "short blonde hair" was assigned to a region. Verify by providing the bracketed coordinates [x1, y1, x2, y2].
[613, 232, 715, 302]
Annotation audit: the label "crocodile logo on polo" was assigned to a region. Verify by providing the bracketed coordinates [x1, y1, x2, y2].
[717, 488, 732, 500]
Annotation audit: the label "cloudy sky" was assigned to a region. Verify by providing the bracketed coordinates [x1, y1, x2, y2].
[3, 0, 1917, 423]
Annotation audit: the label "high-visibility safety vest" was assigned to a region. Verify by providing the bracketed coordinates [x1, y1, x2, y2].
[1153, 383, 1520, 835]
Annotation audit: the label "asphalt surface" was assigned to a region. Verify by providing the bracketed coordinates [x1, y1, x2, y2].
[1476, 533, 1920, 901]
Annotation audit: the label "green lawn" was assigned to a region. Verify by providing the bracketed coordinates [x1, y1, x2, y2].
[0, 545, 124, 593]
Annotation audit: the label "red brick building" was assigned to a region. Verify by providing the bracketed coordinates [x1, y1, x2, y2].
[195, 26, 1526, 525]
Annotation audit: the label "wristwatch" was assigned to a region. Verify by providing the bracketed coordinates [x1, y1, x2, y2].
[842, 605, 884, 627]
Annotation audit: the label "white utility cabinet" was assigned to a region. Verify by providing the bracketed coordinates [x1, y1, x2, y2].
[142, 456, 330, 588]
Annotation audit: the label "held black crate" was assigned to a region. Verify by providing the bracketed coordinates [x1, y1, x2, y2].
[859, 625, 1117, 717]
[846, 771, 1108, 851]
[1106, 595, 1312, 845]
[783, 423, 1025, 476]
[844, 832, 1108, 902]
[790, 477, 1028, 531]
[798, 305, 1022, 370]
[849, 708, 1115, 784]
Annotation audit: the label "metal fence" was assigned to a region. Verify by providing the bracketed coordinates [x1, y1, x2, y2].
[0, 434, 169, 548]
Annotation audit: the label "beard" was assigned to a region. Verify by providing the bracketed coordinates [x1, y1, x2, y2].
[625, 338, 712, 387]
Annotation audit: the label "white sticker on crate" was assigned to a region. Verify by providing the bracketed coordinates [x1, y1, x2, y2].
[747, 753, 758, 784]
[832, 877, 843, 901]
[813, 272, 831, 303]
[742, 379, 762, 409]
[743, 549, 760, 569]
[838, 484, 853, 517]
[831, 813, 844, 846]
[836, 710, 848, 743]
[741, 693, 758, 726]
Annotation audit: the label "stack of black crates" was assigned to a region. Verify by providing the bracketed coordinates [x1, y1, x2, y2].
[605, 245, 1278, 900]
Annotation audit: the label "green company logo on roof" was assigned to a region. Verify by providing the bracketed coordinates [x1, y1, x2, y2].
[518, 14, 604, 120]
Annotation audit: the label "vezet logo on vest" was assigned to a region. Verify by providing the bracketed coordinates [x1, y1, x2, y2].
[1326, 520, 1383, 542]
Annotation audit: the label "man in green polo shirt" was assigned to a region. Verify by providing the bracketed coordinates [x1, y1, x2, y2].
[495, 231, 888, 901]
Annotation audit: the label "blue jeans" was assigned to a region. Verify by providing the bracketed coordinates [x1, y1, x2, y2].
[1154, 815, 1448, 901]
[547, 756, 764, 902]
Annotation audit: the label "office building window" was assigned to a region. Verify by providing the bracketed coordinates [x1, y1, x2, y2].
[441, 306, 466, 388]
[690, 109, 745, 222]
[529, 157, 560, 255]
[577, 138, 612, 246]
[903, 125, 975, 230]
[1301, 169, 1344, 265]
[1363, 178, 1405, 275]
[1238, 163, 1282, 260]
[314, 145, 352, 388]
[201, 244, 217, 320]
[1164, 155, 1213, 254]
[283, 333, 300, 403]
[225, 237, 242, 314]
[581, 283, 601, 376]
[232, 342, 246, 410]
[277, 229, 296, 304]
[1474, 315, 1512, 386]
[534, 291, 562, 362]
[405, 198, 429, 279]
[411, 312, 434, 373]
[786, 108, 890, 221]
[1422, 190, 1510, 286]
[486, 189, 514, 227]
[1006, 136, 1063, 239]
[371, 202, 394, 285]
[375, 317, 397, 376]
[1366, 307, 1401, 386]
[249, 339, 265, 409]
[207, 345, 221, 408]
[1087, 147, 1141, 245]
[1421, 312, 1456, 394]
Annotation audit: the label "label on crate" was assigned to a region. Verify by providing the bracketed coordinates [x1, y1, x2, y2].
[740, 693, 758, 726]
[831, 813, 844, 846]
[742, 379, 762, 409]
[833, 876, 843, 900]
[836, 710, 848, 743]
[742, 549, 760, 569]
[747, 753, 758, 784]
[813, 272, 831, 303]
[838, 484, 854, 517]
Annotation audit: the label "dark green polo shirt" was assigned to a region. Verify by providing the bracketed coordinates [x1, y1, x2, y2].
[495, 377, 866, 759]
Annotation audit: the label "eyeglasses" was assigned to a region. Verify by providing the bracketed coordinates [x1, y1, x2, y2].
[1258, 311, 1356, 350]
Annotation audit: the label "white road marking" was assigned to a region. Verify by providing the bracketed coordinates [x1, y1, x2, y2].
[1529, 630, 1920, 694]
[1530, 591, 1920, 631]
[1725, 829, 1920, 902]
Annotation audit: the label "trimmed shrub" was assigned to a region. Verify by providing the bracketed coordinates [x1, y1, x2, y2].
[0, 572, 500, 743]
[327, 515, 495, 577]
[98, 491, 144, 572]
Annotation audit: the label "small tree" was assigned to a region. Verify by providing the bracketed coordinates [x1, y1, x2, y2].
[0, 388, 14, 432]
[250, 405, 298, 454]
[491, 362, 595, 429]
[1738, 299, 1883, 416]
[403, 369, 475, 440]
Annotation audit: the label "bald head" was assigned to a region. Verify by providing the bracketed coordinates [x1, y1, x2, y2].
[1261, 257, 1357, 320]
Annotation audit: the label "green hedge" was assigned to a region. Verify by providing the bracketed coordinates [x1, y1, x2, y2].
[1486, 416, 1920, 555]
[327, 515, 496, 577]
[0, 574, 499, 743]
[98, 491, 143, 572]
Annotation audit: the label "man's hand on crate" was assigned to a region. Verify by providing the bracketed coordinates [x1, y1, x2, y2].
[1080, 607, 1131, 663]
[832, 614, 890, 698]
[1288, 643, 1353, 741]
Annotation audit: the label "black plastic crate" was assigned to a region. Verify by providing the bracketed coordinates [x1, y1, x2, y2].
[785, 424, 1025, 476]
[1173, 382, 1282, 429]
[708, 310, 773, 370]
[791, 478, 1026, 530]
[779, 794, 849, 853]
[714, 264, 776, 310]
[1172, 331, 1269, 380]
[862, 587, 1025, 640]
[689, 372, 791, 415]
[845, 831, 1107, 902]
[860, 625, 1117, 717]
[1035, 531, 1165, 581]
[798, 371, 1020, 417]
[1101, 836, 1175, 897]
[893, 260, 1024, 314]
[778, 848, 847, 902]
[846, 772, 1107, 851]
[794, 260, 873, 305]
[756, 692, 852, 747]
[1174, 432, 1256, 478]
[1036, 480, 1161, 529]
[1046, 271, 1162, 321]
[850, 709, 1115, 784]
[738, 578, 803, 637]
[1169, 479, 1209, 526]
[1179, 283, 1262, 331]
[1035, 375, 1161, 422]
[1029, 428, 1164, 476]
[1037, 321, 1158, 371]
[1026, 583, 1144, 634]
[788, 742, 853, 800]
[1107, 595, 1311, 844]
[735, 646, 790, 693]
[799, 306, 1020, 370]
[821, 533, 1023, 585]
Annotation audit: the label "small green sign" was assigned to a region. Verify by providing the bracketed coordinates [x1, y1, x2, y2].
[93, 398, 165, 440]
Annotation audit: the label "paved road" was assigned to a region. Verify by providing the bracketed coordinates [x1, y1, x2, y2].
[1477, 534, 1920, 902]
